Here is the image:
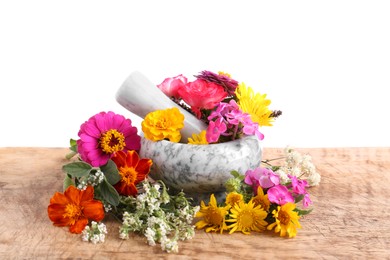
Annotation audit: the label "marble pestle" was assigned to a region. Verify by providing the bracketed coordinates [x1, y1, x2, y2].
[115, 71, 208, 142]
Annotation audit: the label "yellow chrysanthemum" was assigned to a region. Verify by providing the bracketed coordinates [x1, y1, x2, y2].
[226, 199, 268, 235]
[225, 192, 244, 207]
[188, 130, 208, 145]
[195, 194, 231, 233]
[141, 107, 184, 142]
[252, 186, 271, 212]
[235, 82, 274, 127]
[267, 202, 302, 238]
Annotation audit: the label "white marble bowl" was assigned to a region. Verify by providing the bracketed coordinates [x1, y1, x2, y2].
[139, 135, 262, 203]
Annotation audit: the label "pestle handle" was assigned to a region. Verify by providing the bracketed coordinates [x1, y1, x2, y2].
[115, 71, 207, 142]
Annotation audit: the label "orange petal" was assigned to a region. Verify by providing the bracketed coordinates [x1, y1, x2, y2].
[125, 150, 140, 167]
[47, 204, 68, 226]
[80, 185, 94, 201]
[69, 217, 88, 234]
[64, 185, 81, 205]
[49, 191, 70, 205]
[81, 200, 105, 222]
[135, 158, 152, 182]
[112, 150, 127, 167]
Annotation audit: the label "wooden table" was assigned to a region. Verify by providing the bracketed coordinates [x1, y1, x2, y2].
[1, 147, 389, 259]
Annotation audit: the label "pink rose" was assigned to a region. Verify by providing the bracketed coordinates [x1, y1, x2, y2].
[157, 74, 188, 99]
[178, 79, 227, 118]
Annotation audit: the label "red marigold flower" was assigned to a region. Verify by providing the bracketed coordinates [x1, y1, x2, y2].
[178, 79, 227, 118]
[111, 150, 153, 196]
[77, 111, 141, 167]
[47, 186, 105, 234]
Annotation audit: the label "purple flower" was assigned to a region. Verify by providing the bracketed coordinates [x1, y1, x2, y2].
[267, 185, 294, 205]
[194, 70, 239, 96]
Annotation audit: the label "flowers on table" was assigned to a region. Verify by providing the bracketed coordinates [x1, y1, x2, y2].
[47, 70, 319, 253]
[195, 161, 315, 238]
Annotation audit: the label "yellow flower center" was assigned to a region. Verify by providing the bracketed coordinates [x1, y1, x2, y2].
[206, 209, 224, 226]
[238, 210, 254, 228]
[120, 166, 137, 185]
[278, 210, 290, 225]
[100, 129, 125, 154]
[63, 204, 82, 225]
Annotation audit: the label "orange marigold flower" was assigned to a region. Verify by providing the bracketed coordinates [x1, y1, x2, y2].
[47, 185, 105, 234]
[112, 150, 153, 196]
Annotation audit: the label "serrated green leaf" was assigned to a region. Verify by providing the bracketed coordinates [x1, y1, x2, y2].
[63, 175, 74, 191]
[62, 161, 92, 178]
[100, 159, 121, 185]
[100, 179, 120, 206]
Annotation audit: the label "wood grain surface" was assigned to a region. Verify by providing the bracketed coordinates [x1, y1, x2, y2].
[0, 147, 389, 259]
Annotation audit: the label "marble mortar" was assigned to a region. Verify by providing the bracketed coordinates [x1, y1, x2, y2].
[139, 135, 262, 204]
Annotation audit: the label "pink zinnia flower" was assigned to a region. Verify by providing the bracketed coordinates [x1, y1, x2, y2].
[77, 111, 141, 167]
[157, 74, 187, 99]
[178, 79, 227, 118]
[267, 185, 294, 205]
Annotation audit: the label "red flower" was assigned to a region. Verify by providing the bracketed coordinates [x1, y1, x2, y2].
[47, 186, 105, 234]
[112, 150, 153, 196]
[178, 79, 227, 118]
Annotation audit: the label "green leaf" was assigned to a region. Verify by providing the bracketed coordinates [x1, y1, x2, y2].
[294, 208, 313, 216]
[100, 159, 121, 185]
[63, 175, 74, 191]
[100, 179, 120, 206]
[294, 194, 305, 204]
[230, 170, 244, 181]
[62, 161, 92, 178]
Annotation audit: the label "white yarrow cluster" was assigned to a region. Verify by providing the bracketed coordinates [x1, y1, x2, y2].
[77, 170, 105, 190]
[119, 181, 198, 253]
[275, 146, 321, 186]
[81, 221, 108, 244]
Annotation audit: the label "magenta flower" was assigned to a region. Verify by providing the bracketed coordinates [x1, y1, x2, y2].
[289, 175, 308, 195]
[206, 118, 227, 143]
[157, 74, 187, 99]
[77, 111, 141, 167]
[267, 185, 294, 205]
[178, 79, 227, 118]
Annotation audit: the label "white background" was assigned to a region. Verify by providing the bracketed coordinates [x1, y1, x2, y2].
[1, 0, 389, 148]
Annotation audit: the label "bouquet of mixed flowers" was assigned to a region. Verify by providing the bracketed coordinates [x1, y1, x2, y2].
[47, 70, 320, 253]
